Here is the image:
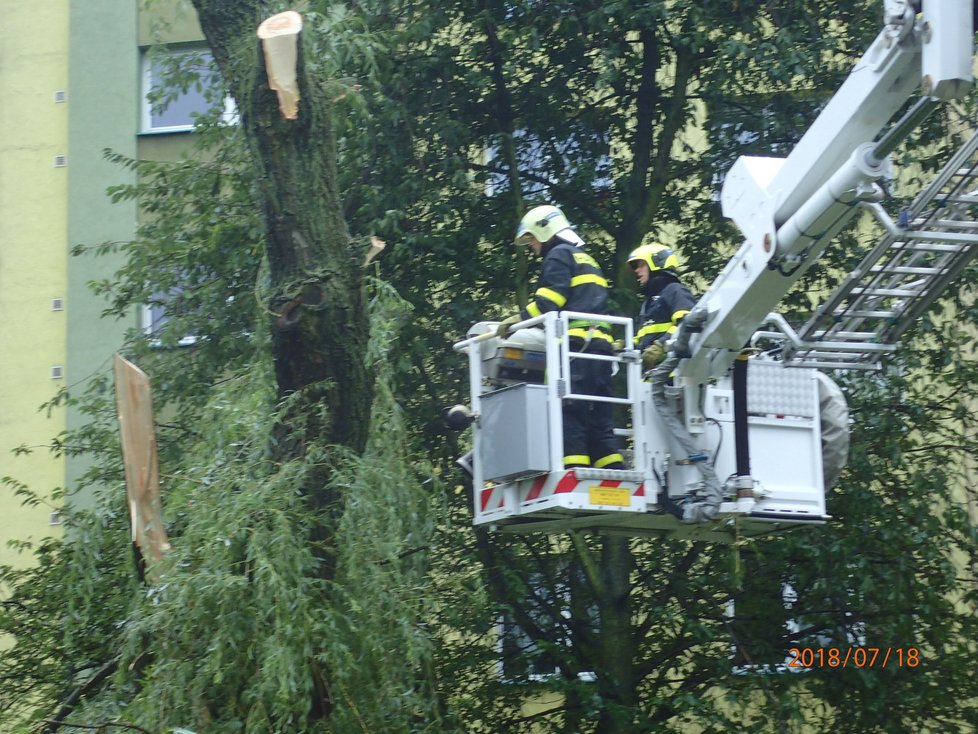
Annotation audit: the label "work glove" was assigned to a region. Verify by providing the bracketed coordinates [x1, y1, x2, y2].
[642, 341, 667, 369]
[612, 339, 626, 352]
[496, 314, 521, 338]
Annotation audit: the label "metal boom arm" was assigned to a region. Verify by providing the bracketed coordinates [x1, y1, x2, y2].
[676, 0, 974, 384]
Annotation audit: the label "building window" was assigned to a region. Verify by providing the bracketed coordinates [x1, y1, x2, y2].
[496, 567, 596, 683]
[725, 554, 866, 675]
[707, 94, 822, 199]
[484, 128, 612, 199]
[141, 47, 235, 133]
[142, 292, 198, 348]
[498, 609, 562, 681]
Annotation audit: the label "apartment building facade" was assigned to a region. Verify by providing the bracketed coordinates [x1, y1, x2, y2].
[0, 0, 200, 564]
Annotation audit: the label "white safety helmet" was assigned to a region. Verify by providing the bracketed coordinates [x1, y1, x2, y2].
[515, 205, 584, 246]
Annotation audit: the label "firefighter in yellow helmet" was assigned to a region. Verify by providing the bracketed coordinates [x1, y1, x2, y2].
[627, 243, 696, 369]
[497, 205, 625, 471]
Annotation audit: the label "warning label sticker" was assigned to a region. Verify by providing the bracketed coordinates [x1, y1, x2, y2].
[588, 486, 631, 507]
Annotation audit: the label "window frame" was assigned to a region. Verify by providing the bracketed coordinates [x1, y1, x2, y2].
[494, 567, 597, 684]
[726, 576, 867, 676]
[140, 46, 235, 134]
[141, 297, 198, 348]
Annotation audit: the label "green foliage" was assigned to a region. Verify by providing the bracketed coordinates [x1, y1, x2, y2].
[1, 283, 440, 734]
[0, 477, 138, 730]
[2, 30, 440, 731]
[111, 280, 439, 734]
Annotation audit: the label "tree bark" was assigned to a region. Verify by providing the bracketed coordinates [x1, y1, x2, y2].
[594, 537, 638, 734]
[191, 0, 373, 458]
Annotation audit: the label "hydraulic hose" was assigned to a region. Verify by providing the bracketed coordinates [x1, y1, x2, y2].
[732, 352, 753, 499]
[650, 308, 723, 523]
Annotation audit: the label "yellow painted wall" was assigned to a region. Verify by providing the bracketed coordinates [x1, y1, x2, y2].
[138, 0, 204, 45]
[0, 2, 70, 564]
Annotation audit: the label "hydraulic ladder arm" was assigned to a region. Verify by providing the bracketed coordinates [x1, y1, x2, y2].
[675, 0, 975, 385]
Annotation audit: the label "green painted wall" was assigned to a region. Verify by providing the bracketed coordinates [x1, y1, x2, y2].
[65, 0, 140, 510]
[0, 2, 70, 564]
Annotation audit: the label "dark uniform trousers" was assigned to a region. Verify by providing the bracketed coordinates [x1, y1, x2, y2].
[519, 238, 625, 470]
[562, 337, 622, 469]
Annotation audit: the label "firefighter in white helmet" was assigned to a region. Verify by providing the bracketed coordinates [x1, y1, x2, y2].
[497, 205, 625, 471]
[627, 242, 696, 369]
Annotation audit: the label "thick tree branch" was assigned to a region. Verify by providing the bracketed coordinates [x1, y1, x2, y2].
[482, 8, 529, 307]
[40, 721, 152, 734]
[191, 0, 372, 452]
[41, 658, 120, 734]
[619, 26, 659, 251]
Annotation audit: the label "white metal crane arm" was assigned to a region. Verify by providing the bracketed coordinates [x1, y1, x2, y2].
[675, 0, 973, 384]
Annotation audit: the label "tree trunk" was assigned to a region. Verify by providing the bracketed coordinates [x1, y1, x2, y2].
[191, 2, 374, 581]
[595, 537, 638, 734]
[192, 0, 372, 452]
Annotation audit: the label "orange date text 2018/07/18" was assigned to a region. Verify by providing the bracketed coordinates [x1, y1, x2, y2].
[787, 647, 921, 669]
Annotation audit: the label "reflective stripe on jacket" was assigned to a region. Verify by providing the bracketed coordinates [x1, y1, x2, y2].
[635, 279, 696, 351]
[521, 240, 611, 338]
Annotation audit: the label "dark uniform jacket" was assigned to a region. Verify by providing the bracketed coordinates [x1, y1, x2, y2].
[635, 274, 696, 351]
[520, 238, 612, 342]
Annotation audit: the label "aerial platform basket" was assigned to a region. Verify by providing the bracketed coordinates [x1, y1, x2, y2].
[452, 311, 830, 542]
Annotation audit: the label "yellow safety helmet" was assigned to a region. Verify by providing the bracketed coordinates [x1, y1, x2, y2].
[515, 205, 582, 245]
[628, 243, 680, 273]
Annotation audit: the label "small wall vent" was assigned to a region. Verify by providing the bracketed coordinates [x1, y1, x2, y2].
[51, 366, 64, 379]
[52, 298, 64, 311]
[54, 90, 67, 103]
[53, 155, 66, 167]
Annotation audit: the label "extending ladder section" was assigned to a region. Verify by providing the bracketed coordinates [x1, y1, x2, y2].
[782, 127, 978, 369]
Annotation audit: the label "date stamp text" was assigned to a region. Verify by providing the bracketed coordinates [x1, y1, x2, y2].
[787, 647, 920, 669]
